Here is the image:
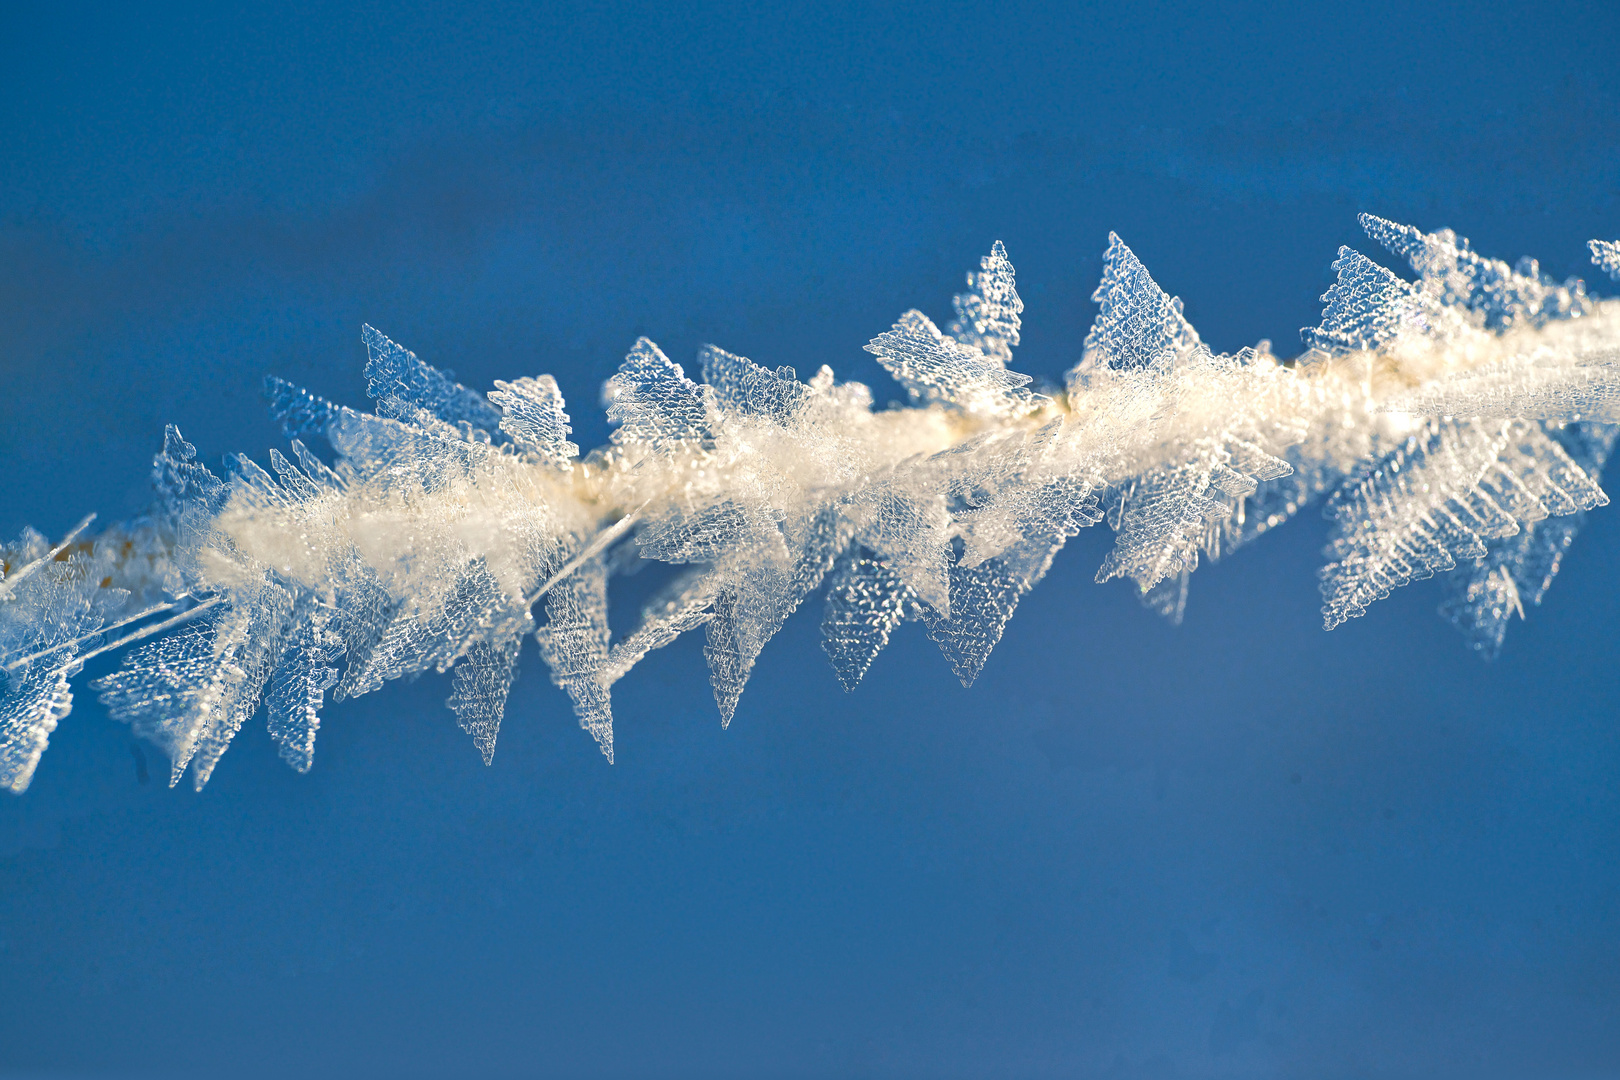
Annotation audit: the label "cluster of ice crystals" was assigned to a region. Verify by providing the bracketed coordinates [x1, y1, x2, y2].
[1438, 423, 1617, 657]
[1359, 214, 1592, 331]
[363, 324, 506, 437]
[1076, 232, 1205, 377]
[1383, 311, 1620, 425]
[1318, 418, 1606, 630]
[489, 375, 579, 467]
[534, 558, 613, 758]
[6, 219, 1620, 792]
[0, 515, 125, 793]
[1065, 234, 1296, 616]
[603, 338, 715, 456]
[1593, 241, 1620, 282]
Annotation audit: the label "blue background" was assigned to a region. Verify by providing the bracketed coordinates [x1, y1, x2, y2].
[4, 2, 1620, 1076]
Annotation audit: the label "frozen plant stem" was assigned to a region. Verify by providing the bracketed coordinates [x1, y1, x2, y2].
[4, 221, 1620, 794]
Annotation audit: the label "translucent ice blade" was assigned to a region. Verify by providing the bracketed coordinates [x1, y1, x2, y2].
[490, 375, 579, 467]
[921, 531, 1067, 687]
[865, 310, 1046, 416]
[1360, 214, 1591, 330]
[820, 553, 917, 692]
[0, 659, 75, 794]
[265, 601, 346, 773]
[700, 515, 840, 727]
[699, 345, 809, 425]
[362, 324, 505, 436]
[1097, 459, 1225, 593]
[1300, 247, 1423, 355]
[1075, 232, 1203, 378]
[947, 240, 1023, 367]
[1439, 421, 1616, 658]
[447, 635, 522, 766]
[534, 557, 614, 762]
[1316, 419, 1595, 631]
[603, 570, 720, 687]
[603, 337, 713, 455]
[94, 587, 290, 789]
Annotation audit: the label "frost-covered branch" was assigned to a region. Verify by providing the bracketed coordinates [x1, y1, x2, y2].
[5, 219, 1620, 793]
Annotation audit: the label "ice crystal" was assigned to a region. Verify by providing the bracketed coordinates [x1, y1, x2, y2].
[1300, 247, 1425, 355]
[865, 310, 1047, 416]
[821, 555, 918, 692]
[363, 324, 505, 436]
[489, 375, 579, 467]
[947, 239, 1023, 366]
[1077, 232, 1203, 376]
[0, 517, 115, 793]
[1072, 235, 1294, 607]
[604, 337, 714, 455]
[1318, 418, 1604, 630]
[447, 635, 523, 765]
[535, 557, 614, 760]
[1439, 423, 1616, 657]
[6, 223, 1620, 793]
[265, 600, 345, 772]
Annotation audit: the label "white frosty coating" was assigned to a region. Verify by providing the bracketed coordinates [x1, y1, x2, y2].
[4, 219, 1620, 792]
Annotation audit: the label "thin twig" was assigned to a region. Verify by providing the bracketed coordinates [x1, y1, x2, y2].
[0, 594, 192, 673]
[72, 597, 227, 667]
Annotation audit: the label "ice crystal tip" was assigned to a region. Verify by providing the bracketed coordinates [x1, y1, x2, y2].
[5, 221, 1620, 792]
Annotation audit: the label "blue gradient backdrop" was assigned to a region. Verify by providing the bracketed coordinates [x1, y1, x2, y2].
[4, 2, 1620, 1077]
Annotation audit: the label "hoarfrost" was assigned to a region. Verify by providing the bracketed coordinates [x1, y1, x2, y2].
[1077, 231, 1203, 376]
[821, 554, 918, 692]
[1439, 423, 1616, 657]
[363, 324, 505, 436]
[1359, 214, 1591, 331]
[448, 635, 523, 766]
[8, 221, 1620, 792]
[604, 337, 714, 455]
[535, 558, 614, 761]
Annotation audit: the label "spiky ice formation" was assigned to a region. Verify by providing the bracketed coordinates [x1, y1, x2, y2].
[4, 216, 1620, 793]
